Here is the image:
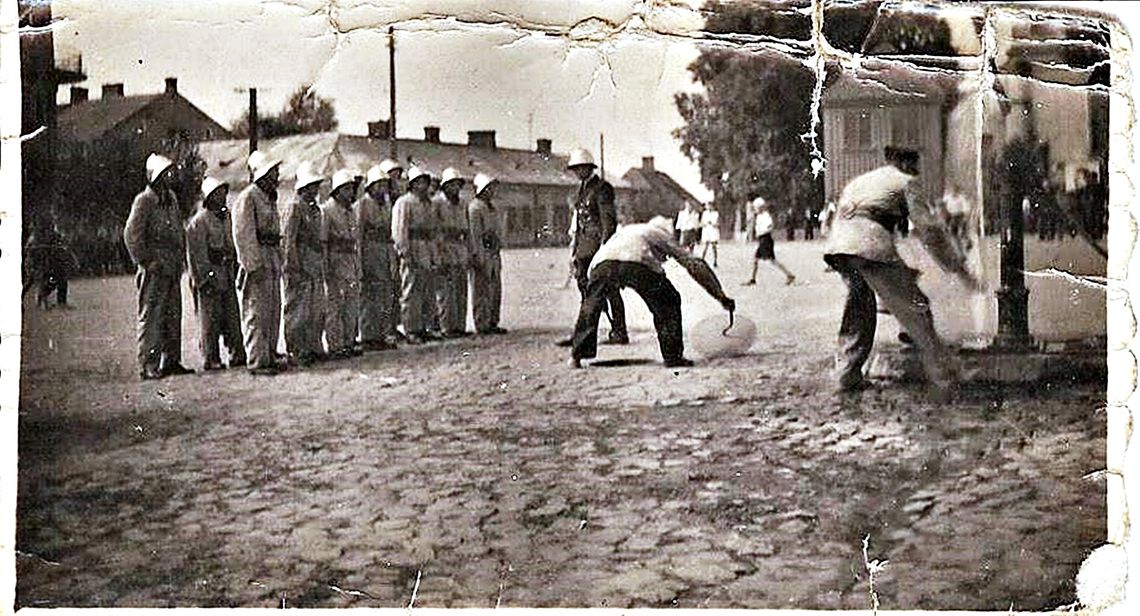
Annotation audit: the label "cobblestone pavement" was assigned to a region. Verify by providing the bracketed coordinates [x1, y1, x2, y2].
[17, 241, 1106, 609]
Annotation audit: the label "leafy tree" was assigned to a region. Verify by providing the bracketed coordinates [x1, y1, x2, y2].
[232, 85, 339, 139]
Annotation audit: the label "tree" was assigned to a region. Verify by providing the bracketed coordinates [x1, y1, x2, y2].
[674, 47, 821, 217]
[232, 85, 338, 139]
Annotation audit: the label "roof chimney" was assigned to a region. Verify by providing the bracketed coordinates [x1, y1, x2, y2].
[468, 130, 496, 149]
[70, 86, 88, 104]
[536, 138, 552, 155]
[164, 77, 178, 95]
[424, 126, 441, 143]
[368, 120, 390, 139]
[641, 156, 655, 172]
[102, 83, 124, 99]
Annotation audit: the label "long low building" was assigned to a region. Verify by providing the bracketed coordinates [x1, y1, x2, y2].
[198, 128, 643, 248]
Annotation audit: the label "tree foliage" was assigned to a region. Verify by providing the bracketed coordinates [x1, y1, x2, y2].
[232, 85, 339, 139]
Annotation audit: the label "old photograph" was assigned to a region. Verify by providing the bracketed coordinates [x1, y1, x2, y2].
[12, 0, 1123, 610]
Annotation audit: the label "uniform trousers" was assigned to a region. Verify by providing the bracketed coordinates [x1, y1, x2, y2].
[436, 264, 469, 333]
[359, 252, 399, 342]
[136, 264, 183, 372]
[238, 251, 282, 370]
[824, 253, 955, 388]
[574, 255, 627, 338]
[196, 283, 245, 366]
[471, 254, 502, 332]
[325, 259, 361, 351]
[572, 261, 682, 363]
[283, 272, 324, 357]
[399, 260, 433, 334]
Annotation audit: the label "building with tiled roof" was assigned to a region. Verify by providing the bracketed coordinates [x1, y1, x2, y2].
[198, 128, 636, 248]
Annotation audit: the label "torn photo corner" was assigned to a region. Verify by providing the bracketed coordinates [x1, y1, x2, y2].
[4, 0, 1136, 611]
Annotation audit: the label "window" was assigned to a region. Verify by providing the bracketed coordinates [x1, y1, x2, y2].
[843, 110, 872, 150]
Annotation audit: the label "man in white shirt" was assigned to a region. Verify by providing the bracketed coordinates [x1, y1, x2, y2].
[674, 201, 701, 253]
[569, 216, 735, 368]
[742, 195, 795, 286]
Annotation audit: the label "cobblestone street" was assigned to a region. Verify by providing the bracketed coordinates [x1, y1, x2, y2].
[17, 240, 1106, 609]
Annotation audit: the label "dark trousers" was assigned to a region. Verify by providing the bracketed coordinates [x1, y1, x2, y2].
[137, 265, 183, 373]
[574, 256, 626, 338]
[572, 261, 682, 362]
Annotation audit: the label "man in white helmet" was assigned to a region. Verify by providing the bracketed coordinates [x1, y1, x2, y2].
[232, 150, 286, 376]
[356, 165, 400, 350]
[281, 162, 327, 366]
[569, 216, 735, 368]
[391, 166, 436, 344]
[558, 147, 628, 347]
[432, 167, 471, 337]
[379, 159, 404, 206]
[123, 153, 193, 380]
[185, 177, 246, 371]
[323, 169, 364, 358]
[469, 173, 507, 335]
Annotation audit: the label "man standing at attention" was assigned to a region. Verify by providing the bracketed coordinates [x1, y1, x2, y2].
[123, 153, 193, 380]
[469, 173, 507, 335]
[322, 170, 363, 359]
[433, 167, 471, 338]
[281, 162, 327, 366]
[558, 148, 627, 347]
[232, 150, 285, 376]
[357, 165, 400, 350]
[185, 176, 247, 371]
[392, 167, 436, 344]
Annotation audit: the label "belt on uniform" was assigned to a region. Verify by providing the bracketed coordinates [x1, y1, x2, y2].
[257, 232, 281, 247]
[328, 238, 357, 254]
[409, 229, 434, 240]
[208, 248, 234, 263]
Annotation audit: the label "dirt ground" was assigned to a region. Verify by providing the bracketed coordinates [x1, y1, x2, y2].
[16, 239, 1106, 609]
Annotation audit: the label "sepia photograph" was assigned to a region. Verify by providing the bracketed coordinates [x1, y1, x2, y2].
[9, 0, 1128, 610]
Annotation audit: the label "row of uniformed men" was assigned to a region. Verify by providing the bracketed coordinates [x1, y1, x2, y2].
[124, 152, 505, 379]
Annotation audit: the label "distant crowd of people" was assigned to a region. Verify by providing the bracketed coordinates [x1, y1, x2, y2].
[122, 151, 507, 379]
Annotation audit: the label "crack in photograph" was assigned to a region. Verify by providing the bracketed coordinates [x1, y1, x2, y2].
[12, 0, 1124, 610]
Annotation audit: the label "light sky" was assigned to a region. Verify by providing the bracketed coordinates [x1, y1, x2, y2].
[53, 0, 715, 200]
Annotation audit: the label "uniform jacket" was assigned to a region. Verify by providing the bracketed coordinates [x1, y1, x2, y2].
[231, 184, 282, 273]
[321, 199, 361, 281]
[432, 192, 470, 269]
[185, 208, 237, 291]
[280, 194, 324, 278]
[572, 174, 617, 259]
[124, 185, 185, 272]
[468, 197, 502, 266]
[825, 165, 919, 264]
[392, 192, 437, 268]
[356, 192, 395, 281]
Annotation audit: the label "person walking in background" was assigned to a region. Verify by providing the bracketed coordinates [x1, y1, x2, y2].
[699, 201, 720, 267]
[742, 196, 795, 286]
[23, 223, 79, 309]
[322, 170, 363, 359]
[469, 173, 507, 335]
[185, 177, 246, 371]
[433, 167, 472, 338]
[675, 201, 701, 254]
[558, 148, 627, 347]
[281, 162, 327, 367]
[357, 165, 399, 351]
[232, 150, 286, 376]
[392, 166, 437, 344]
[123, 154, 193, 380]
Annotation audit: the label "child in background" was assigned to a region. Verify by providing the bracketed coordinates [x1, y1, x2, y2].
[742, 196, 795, 286]
[699, 202, 720, 267]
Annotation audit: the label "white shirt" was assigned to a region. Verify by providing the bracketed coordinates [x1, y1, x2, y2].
[753, 210, 774, 236]
[588, 222, 688, 276]
[675, 208, 701, 231]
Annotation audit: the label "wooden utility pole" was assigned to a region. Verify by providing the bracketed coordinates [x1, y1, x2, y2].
[248, 88, 258, 155]
[599, 133, 605, 180]
[388, 26, 397, 158]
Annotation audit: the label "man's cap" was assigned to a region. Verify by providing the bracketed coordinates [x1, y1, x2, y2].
[294, 161, 325, 191]
[248, 150, 282, 183]
[567, 148, 595, 169]
[379, 159, 404, 174]
[145, 153, 174, 184]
